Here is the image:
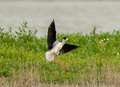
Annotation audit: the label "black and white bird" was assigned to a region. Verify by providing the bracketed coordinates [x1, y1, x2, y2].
[45, 20, 78, 61]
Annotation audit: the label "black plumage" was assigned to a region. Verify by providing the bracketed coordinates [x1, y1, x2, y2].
[61, 44, 78, 53]
[47, 20, 78, 53]
[47, 20, 56, 50]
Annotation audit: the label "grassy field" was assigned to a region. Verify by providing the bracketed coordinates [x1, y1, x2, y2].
[0, 22, 120, 87]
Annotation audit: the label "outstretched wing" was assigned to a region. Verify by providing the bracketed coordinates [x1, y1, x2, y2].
[47, 20, 56, 50]
[61, 44, 78, 53]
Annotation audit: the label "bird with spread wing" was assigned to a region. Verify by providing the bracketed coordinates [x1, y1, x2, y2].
[45, 20, 78, 61]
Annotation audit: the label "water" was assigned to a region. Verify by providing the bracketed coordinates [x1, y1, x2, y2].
[0, 1, 120, 36]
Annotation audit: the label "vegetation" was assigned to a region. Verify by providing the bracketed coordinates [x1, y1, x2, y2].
[0, 23, 120, 86]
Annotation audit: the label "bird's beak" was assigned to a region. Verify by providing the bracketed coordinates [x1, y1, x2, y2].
[66, 38, 68, 41]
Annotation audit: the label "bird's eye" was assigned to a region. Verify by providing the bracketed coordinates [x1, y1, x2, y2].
[63, 37, 67, 39]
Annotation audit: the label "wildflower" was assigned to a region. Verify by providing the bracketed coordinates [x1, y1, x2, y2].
[117, 52, 119, 56]
[106, 38, 109, 41]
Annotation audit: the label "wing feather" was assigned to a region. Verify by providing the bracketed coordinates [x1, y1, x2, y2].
[61, 44, 78, 53]
[47, 20, 56, 50]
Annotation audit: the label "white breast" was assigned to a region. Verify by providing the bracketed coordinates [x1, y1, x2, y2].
[45, 51, 56, 61]
[45, 40, 66, 61]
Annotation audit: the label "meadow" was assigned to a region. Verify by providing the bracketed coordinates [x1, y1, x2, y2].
[0, 22, 120, 87]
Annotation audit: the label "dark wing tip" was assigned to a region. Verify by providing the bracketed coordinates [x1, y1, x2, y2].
[47, 20, 56, 50]
[49, 19, 55, 29]
[61, 44, 79, 53]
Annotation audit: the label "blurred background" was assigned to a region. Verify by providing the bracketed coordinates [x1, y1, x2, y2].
[0, 0, 120, 36]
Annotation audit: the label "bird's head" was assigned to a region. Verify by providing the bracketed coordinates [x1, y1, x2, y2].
[63, 37, 68, 41]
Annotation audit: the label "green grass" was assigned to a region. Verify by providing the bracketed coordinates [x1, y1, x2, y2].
[0, 22, 120, 85]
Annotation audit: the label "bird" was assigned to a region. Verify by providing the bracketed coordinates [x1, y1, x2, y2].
[45, 20, 78, 61]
